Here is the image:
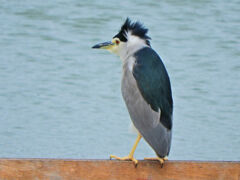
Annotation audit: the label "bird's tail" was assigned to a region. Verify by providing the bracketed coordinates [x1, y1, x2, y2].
[141, 122, 172, 158]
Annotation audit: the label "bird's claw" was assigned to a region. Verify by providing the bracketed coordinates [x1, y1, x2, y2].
[144, 156, 168, 168]
[110, 154, 138, 167]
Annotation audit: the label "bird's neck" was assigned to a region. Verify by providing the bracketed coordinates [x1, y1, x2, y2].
[119, 35, 149, 62]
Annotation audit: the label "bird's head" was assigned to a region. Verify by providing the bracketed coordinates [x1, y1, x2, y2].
[92, 18, 151, 59]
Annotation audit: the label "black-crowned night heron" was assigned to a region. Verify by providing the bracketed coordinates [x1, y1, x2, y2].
[92, 18, 173, 167]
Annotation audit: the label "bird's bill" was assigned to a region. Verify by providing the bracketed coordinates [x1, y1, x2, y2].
[92, 41, 115, 50]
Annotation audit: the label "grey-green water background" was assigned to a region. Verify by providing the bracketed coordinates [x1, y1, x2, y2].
[0, 0, 240, 160]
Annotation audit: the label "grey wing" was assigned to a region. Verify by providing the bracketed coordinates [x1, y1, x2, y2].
[122, 47, 173, 157]
[133, 47, 173, 130]
[123, 83, 172, 157]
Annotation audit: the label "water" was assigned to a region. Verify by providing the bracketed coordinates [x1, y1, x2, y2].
[0, 0, 240, 161]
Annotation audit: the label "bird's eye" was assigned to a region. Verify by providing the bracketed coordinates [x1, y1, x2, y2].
[116, 40, 120, 45]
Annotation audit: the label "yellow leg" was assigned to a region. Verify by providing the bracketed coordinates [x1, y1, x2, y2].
[110, 133, 142, 167]
[129, 133, 142, 157]
[144, 156, 168, 167]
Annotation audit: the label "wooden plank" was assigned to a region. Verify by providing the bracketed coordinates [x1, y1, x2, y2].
[0, 159, 239, 180]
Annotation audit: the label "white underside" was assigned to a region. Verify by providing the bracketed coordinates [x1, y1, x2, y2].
[114, 31, 154, 135]
[129, 122, 139, 134]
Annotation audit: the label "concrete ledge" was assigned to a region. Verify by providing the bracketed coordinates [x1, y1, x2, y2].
[0, 159, 240, 180]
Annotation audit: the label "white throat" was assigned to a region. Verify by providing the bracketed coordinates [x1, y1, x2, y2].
[117, 31, 148, 61]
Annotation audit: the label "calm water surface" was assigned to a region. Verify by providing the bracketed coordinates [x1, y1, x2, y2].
[0, 0, 240, 160]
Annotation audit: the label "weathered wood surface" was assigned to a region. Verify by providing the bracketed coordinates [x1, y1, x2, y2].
[0, 159, 240, 180]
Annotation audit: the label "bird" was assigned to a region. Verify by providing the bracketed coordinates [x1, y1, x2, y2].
[92, 18, 173, 167]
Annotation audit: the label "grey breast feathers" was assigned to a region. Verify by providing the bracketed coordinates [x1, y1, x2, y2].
[121, 47, 173, 157]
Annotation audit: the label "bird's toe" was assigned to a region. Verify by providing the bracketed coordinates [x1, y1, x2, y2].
[144, 156, 168, 168]
[110, 154, 138, 167]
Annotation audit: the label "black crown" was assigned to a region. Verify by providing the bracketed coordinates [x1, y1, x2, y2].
[114, 18, 151, 46]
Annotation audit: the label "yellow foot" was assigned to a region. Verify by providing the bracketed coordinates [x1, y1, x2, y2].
[144, 156, 168, 167]
[110, 155, 138, 167]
